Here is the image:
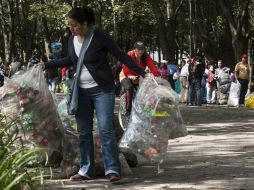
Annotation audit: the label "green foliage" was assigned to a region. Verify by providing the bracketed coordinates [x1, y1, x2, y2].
[215, 16, 225, 38]
[0, 114, 50, 190]
[29, 3, 70, 28]
[111, 0, 157, 50]
[29, 2, 71, 41]
[0, 0, 253, 65]
[232, 4, 242, 20]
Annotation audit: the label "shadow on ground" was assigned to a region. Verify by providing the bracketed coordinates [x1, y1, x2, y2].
[43, 105, 254, 190]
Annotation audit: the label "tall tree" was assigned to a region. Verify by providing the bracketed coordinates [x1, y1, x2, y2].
[0, 0, 15, 64]
[219, 0, 250, 62]
[147, 0, 184, 61]
[29, 1, 70, 58]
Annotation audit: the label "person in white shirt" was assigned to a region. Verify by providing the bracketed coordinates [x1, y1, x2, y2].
[179, 59, 189, 103]
[215, 60, 224, 76]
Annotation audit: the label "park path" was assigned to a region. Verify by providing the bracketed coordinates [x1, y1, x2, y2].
[44, 104, 254, 190]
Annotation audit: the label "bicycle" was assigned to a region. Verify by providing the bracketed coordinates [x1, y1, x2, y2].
[118, 83, 139, 130]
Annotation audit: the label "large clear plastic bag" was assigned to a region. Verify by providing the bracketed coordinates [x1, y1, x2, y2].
[119, 77, 187, 165]
[0, 67, 63, 164]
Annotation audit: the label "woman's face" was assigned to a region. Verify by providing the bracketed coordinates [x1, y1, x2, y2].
[67, 17, 88, 36]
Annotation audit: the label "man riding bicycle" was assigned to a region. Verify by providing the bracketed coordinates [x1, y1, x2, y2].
[120, 41, 160, 115]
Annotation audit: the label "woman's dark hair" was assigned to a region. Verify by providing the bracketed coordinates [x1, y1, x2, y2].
[67, 7, 95, 25]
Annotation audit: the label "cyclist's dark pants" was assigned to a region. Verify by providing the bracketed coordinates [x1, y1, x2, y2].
[120, 78, 138, 112]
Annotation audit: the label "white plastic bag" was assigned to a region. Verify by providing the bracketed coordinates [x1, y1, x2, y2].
[227, 81, 241, 107]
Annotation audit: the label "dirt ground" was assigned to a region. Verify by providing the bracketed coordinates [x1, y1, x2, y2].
[44, 104, 254, 190]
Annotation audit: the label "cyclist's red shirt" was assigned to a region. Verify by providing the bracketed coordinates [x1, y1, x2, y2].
[122, 50, 160, 77]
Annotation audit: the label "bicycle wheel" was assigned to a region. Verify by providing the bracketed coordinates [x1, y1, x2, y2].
[118, 92, 130, 130]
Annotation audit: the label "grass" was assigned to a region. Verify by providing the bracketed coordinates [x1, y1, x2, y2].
[0, 114, 51, 190]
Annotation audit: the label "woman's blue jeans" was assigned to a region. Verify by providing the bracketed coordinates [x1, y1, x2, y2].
[75, 86, 120, 177]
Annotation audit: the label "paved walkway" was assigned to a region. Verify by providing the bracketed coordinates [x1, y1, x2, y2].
[44, 104, 254, 190]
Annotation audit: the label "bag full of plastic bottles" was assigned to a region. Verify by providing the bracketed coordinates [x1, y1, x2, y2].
[0, 67, 63, 164]
[119, 77, 187, 172]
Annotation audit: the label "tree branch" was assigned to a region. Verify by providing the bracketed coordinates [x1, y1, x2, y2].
[194, 1, 218, 48]
[175, 0, 185, 17]
[218, 0, 237, 35]
[237, 0, 250, 36]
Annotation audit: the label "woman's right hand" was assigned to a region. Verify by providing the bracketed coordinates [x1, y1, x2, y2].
[36, 62, 45, 70]
[144, 73, 153, 78]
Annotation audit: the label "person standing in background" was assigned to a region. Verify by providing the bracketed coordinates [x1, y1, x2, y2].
[215, 60, 224, 76]
[206, 65, 217, 104]
[235, 53, 251, 106]
[167, 60, 179, 90]
[179, 59, 189, 103]
[187, 54, 205, 106]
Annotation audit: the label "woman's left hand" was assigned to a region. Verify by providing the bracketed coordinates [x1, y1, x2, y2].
[145, 73, 153, 78]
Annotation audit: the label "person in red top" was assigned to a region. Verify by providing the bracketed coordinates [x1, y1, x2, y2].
[120, 41, 160, 114]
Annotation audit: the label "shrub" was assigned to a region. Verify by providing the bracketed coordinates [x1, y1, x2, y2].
[0, 114, 51, 190]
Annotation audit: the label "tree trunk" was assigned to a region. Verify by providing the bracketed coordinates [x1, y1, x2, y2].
[21, 1, 36, 62]
[231, 35, 248, 62]
[165, 0, 177, 61]
[1, 0, 13, 64]
[8, 0, 16, 61]
[0, 0, 6, 63]
[3, 32, 11, 64]
[42, 17, 52, 58]
[218, 0, 250, 62]
[147, 0, 170, 60]
[44, 39, 51, 59]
